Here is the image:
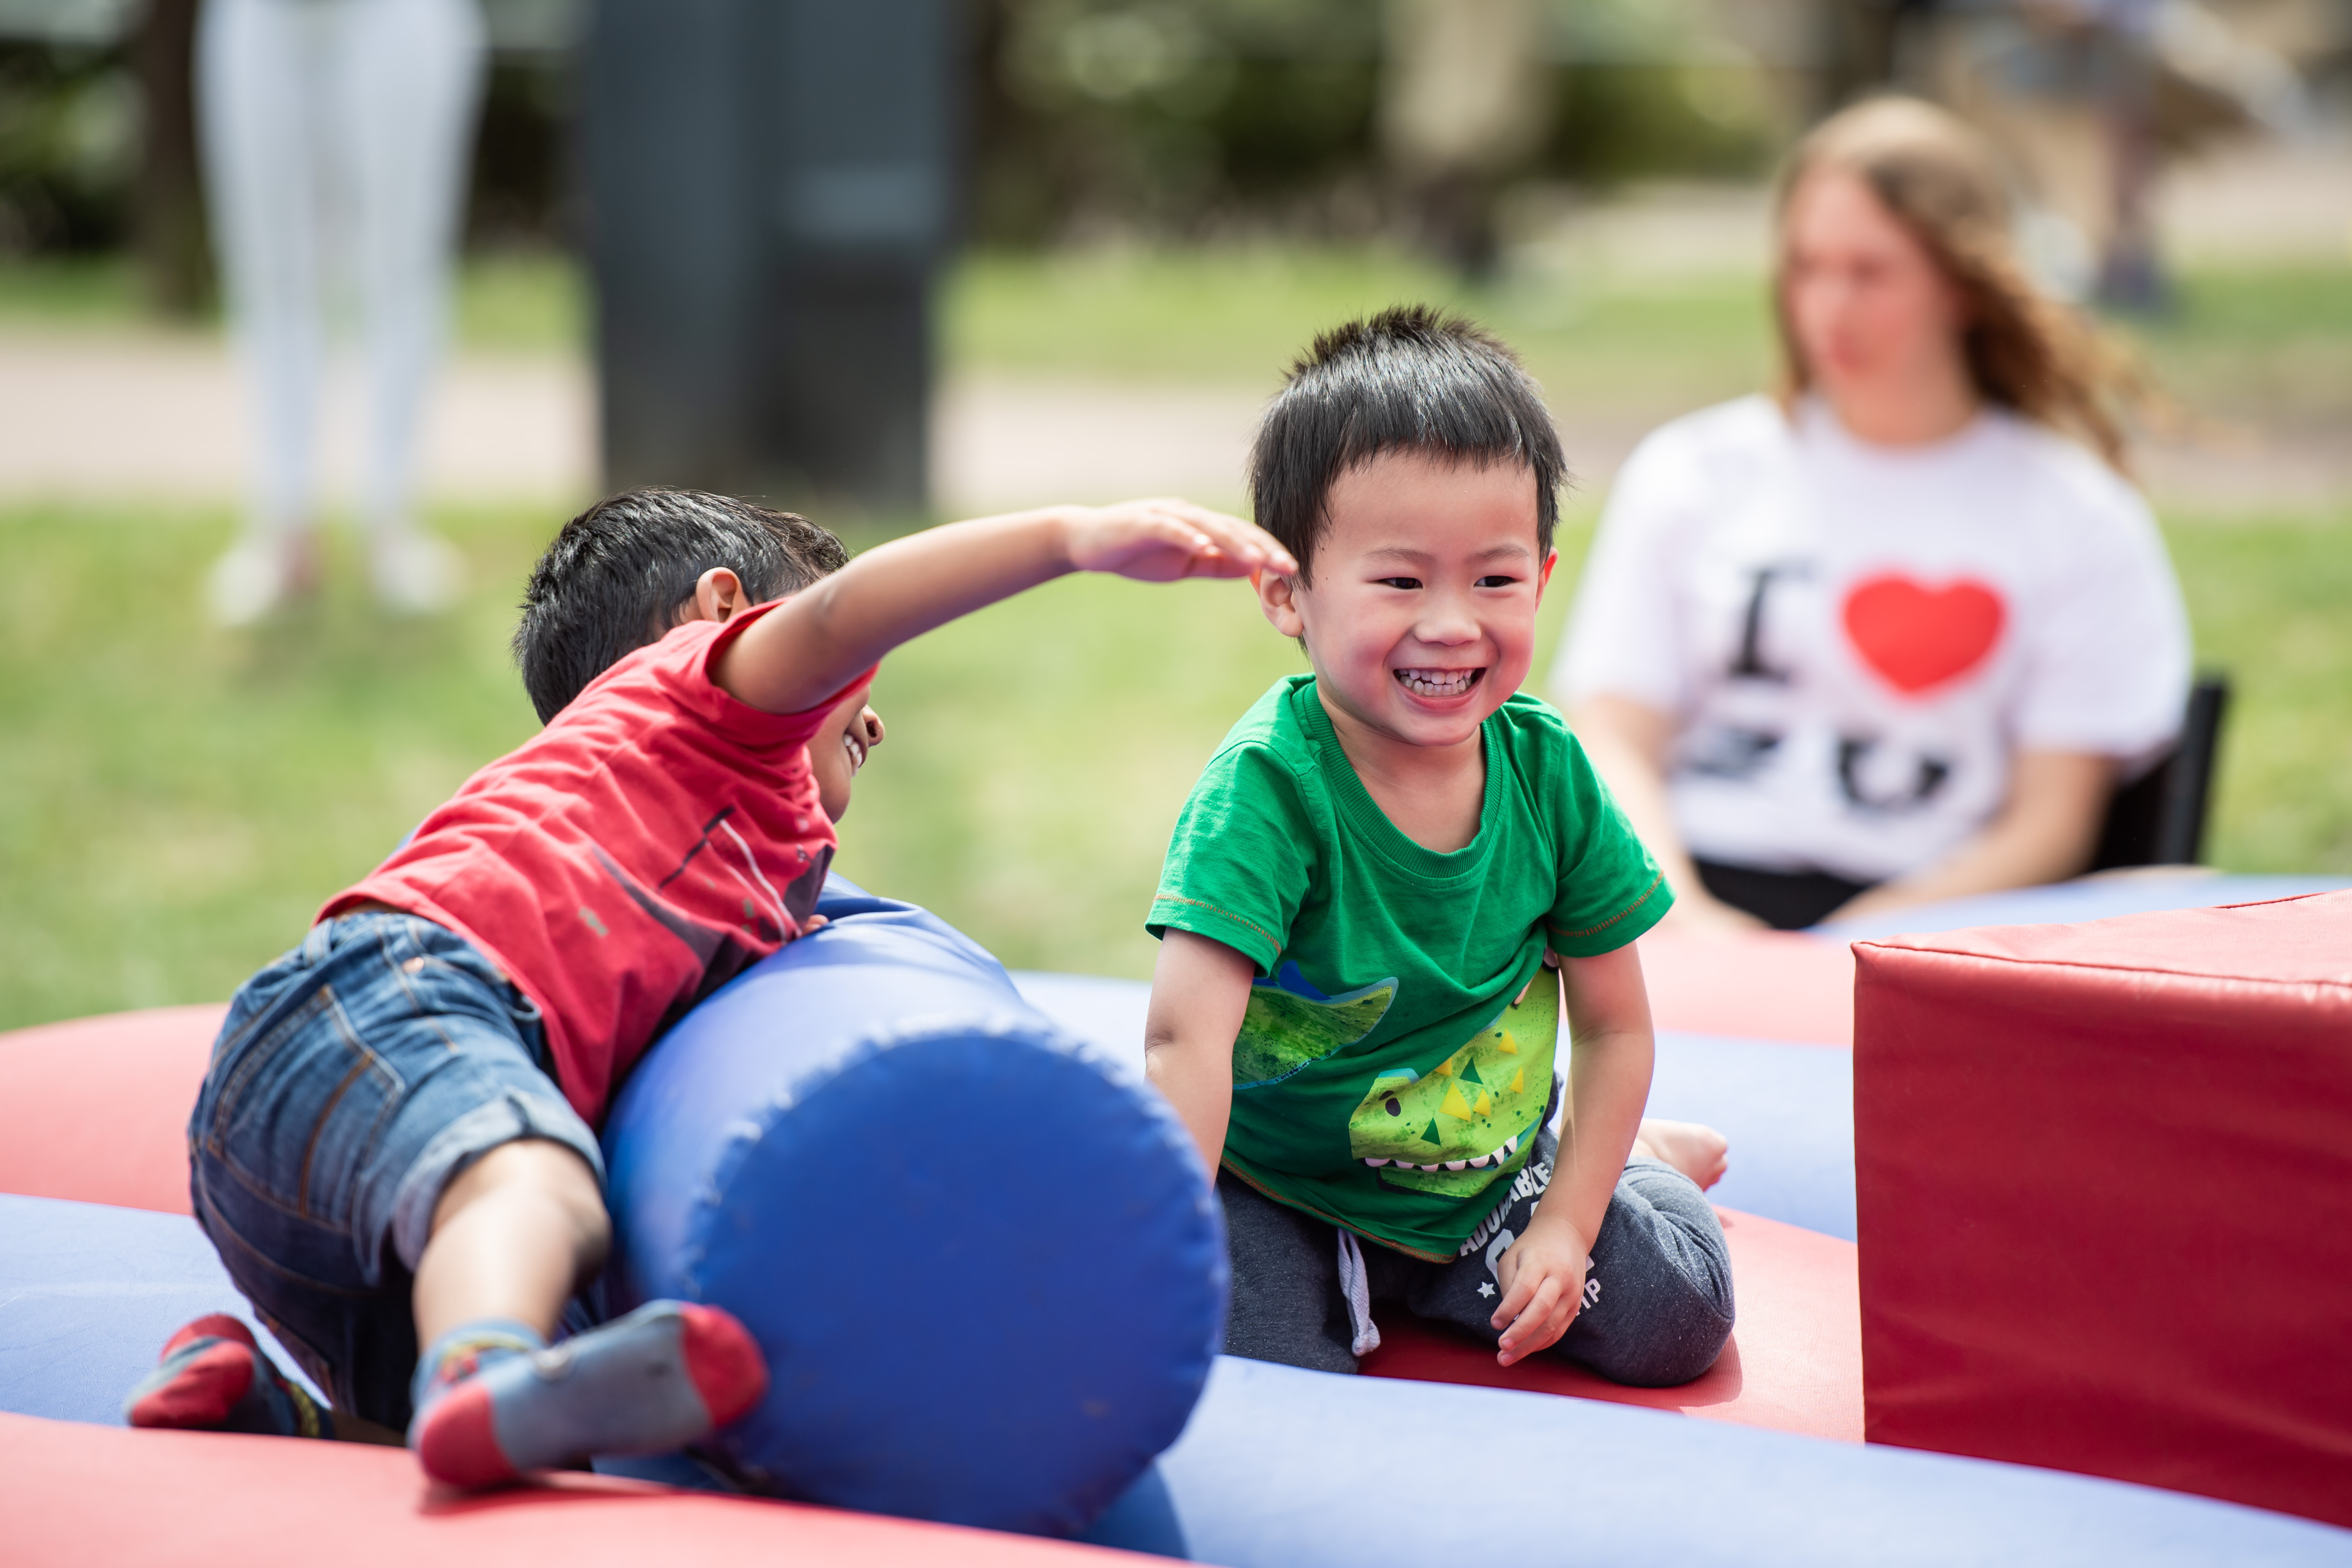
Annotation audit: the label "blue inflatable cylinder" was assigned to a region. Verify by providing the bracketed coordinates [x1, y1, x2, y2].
[600, 880, 1224, 1537]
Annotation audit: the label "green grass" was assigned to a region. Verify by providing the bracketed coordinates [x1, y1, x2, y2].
[951, 247, 2352, 423]
[0, 243, 1772, 406]
[0, 501, 549, 1027]
[0, 253, 152, 329]
[5, 242, 2341, 421]
[947, 245, 1775, 410]
[3, 498, 2345, 1031]
[0, 249, 585, 351]
[2167, 511, 2352, 876]
[2117, 265, 2352, 425]
[0, 241, 2346, 1027]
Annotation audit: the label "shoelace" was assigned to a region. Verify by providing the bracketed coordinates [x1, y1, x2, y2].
[1335, 1229, 1381, 1357]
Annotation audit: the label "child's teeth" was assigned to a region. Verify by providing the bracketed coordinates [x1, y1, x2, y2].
[1397, 668, 1478, 697]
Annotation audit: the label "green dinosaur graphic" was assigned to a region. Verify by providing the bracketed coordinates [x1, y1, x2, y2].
[1230, 975, 1395, 1087]
[1346, 968, 1558, 1197]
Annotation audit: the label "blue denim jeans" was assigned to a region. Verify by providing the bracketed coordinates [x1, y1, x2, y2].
[189, 910, 604, 1429]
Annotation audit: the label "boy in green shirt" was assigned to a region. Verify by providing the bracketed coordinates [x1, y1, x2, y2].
[1145, 307, 1735, 1384]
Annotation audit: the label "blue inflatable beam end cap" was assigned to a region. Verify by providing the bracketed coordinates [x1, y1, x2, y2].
[599, 874, 1227, 1538]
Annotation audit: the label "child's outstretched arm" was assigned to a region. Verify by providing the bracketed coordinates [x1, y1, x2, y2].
[1143, 930, 1256, 1171]
[1489, 944, 1654, 1366]
[713, 500, 1294, 714]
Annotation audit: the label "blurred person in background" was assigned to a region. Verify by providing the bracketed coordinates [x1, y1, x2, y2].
[1551, 96, 2190, 932]
[199, 0, 483, 625]
[1379, 0, 1553, 278]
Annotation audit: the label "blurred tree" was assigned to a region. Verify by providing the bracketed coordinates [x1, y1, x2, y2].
[467, 52, 572, 245]
[1379, 0, 1555, 274]
[133, 0, 210, 315]
[0, 3, 570, 278]
[981, 0, 1382, 243]
[968, 0, 1781, 249]
[3, 0, 1807, 270]
[0, 40, 137, 254]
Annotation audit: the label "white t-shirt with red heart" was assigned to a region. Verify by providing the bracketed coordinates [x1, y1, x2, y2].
[1550, 395, 2190, 884]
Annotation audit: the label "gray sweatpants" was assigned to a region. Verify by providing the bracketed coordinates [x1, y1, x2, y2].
[1219, 1128, 1735, 1387]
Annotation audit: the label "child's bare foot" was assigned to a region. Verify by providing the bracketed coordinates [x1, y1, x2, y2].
[1633, 1118, 1729, 1191]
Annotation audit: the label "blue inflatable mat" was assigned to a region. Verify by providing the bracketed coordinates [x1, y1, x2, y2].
[11, 1189, 2351, 1562]
[1821, 873, 2351, 941]
[1648, 1031, 1854, 1239]
[1013, 973, 1861, 1241]
[1139, 1355, 2352, 1567]
[0, 1193, 323, 1425]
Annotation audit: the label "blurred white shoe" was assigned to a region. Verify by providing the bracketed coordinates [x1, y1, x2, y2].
[370, 526, 467, 616]
[207, 531, 319, 627]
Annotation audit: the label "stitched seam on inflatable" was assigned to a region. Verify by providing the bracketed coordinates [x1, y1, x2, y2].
[1857, 945, 2352, 991]
[1549, 873, 1664, 941]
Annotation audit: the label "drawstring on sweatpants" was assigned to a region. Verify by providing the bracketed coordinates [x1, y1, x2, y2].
[1335, 1229, 1381, 1357]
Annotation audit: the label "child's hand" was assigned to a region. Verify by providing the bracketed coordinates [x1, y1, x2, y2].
[1062, 499, 1296, 583]
[1490, 1213, 1590, 1367]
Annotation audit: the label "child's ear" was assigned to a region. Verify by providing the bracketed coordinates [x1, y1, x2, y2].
[692, 567, 748, 623]
[1256, 568, 1306, 639]
[1536, 548, 1559, 600]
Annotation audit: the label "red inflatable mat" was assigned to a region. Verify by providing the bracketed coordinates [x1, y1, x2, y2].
[0, 923, 1858, 1221]
[1363, 1208, 1861, 1442]
[0, 1003, 221, 1215]
[1637, 930, 1854, 1047]
[0, 971, 1859, 1220]
[1854, 890, 2352, 1528]
[1, 1005, 1866, 1452]
[0, 1412, 1139, 1568]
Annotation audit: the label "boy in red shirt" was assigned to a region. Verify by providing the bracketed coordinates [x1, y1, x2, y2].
[128, 487, 1290, 1487]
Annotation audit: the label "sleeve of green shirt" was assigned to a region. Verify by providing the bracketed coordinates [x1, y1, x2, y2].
[1147, 741, 1312, 977]
[1544, 722, 1674, 957]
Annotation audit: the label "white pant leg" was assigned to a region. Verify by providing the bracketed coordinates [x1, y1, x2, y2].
[333, 0, 485, 536]
[198, 0, 331, 540]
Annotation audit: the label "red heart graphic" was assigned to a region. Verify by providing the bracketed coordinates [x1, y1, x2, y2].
[1841, 574, 2005, 695]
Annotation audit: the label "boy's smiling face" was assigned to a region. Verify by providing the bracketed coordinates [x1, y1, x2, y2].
[808, 686, 884, 822]
[677, 565, 883, 821]
[1261, 450, 1555, 755]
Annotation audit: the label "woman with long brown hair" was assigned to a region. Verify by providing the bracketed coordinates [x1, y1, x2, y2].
[1551, 96, 2190, 931]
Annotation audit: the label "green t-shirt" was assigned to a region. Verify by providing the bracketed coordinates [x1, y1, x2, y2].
[1148, 675, 1670, 1260]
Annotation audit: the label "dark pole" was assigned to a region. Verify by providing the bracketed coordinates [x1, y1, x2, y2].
[582, 0, 960, 516]
[134, 0, 211, 318]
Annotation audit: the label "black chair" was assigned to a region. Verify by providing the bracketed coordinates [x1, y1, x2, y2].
[2089, 673, 2230, 870]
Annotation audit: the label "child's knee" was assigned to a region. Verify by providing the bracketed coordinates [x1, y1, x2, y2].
[1562, 1174, 1736, 1386]
[1575, 1297, 1735, 1388]
[1564, 1245, 1735, 1386]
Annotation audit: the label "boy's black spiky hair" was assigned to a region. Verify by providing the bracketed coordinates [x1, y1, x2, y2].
[1247, 304, 1567, 581]
[513, 488, 847, 723]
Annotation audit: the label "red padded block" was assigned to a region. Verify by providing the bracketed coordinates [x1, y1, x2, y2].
[0, 1413, 1136, 1567]
[1853, 891, 2352, 1526]
[1363, 1208, 1862, 1442]
[1638, 931, 1853, 1046]
[0, 1004, 223, 1215]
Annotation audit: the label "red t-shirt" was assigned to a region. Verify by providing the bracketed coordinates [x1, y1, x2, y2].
[326, 603, 864, 1123]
